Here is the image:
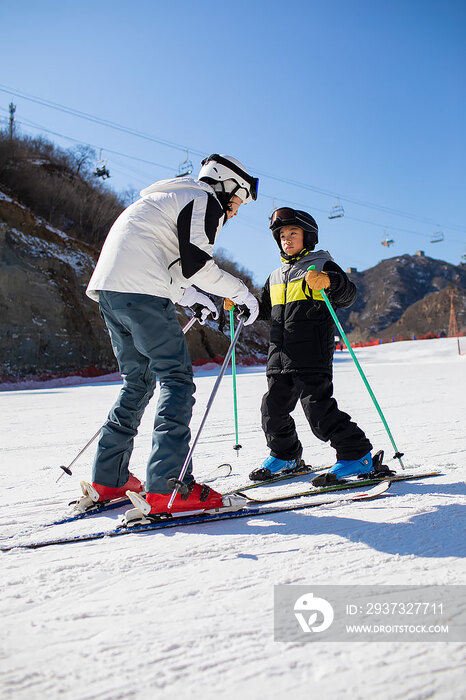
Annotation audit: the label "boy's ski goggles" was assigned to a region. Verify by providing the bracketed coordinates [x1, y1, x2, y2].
[269, 208, 318, 234]
[270, 208, 297, 226]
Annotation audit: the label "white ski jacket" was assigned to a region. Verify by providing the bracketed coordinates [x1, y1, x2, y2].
[86, 177, 247, 304]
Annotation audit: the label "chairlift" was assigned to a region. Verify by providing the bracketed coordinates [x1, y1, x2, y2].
[328, 198, 345, 219]
[381, 230, 394, 247]
[177, 150, 193, 178]
[94, 162, 110, 179]
[93, 150, 110, 179]
[430, 230, 444, 243]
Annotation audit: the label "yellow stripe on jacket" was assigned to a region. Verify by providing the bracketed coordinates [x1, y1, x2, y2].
[270, 279, 324, 306]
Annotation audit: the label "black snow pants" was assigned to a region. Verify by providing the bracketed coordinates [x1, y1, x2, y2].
[261, 373, 372, 462]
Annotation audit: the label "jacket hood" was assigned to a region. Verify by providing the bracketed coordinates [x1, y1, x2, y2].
[140, 177, 215, 198]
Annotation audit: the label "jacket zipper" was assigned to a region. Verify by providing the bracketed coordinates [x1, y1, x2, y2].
[281, 266, 290, 351]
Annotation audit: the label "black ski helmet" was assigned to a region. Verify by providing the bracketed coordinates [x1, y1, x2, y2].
[269, 207, 318, 250]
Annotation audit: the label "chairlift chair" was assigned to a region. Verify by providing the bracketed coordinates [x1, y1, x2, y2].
[94, 161, 110, 179]
[381, 235, 394, 247]
[328, 199, 345, 219]
[430, 230, 444, 243]
[177, 150, 193, 178]
[93, 149, 110, 179]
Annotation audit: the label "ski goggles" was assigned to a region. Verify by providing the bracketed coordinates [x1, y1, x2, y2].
[270, 208, 297, 226]
[270, 207, 318, 233]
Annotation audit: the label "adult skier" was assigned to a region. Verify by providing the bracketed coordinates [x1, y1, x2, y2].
[78, 154, 259, 518]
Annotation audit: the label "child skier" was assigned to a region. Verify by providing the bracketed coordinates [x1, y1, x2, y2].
[249, 207, 375, 486]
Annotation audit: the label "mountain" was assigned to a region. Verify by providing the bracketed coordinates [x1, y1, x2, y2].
[340, 254, 466, 342]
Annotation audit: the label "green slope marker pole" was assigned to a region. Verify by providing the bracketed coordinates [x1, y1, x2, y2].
[308, 266, 405, 469]
[230, 307, 242, 454]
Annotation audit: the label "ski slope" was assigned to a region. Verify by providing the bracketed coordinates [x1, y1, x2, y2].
[1, 337, 465, 700]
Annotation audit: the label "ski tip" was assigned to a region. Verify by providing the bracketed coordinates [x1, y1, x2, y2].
[352, 479, 392, 499]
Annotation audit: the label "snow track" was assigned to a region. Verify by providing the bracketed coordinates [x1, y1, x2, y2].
[1, 338, 465, 699]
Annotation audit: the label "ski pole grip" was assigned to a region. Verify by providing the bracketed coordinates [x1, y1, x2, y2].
[237, 304, 251, 320]
[305, 265, 328, 292]
[191, 303, 205, 319]
[307, 265, 318, 281]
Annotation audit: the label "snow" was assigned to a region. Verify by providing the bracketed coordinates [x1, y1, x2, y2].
[0, 190, 14, 203]
[1, 337, 465, 700]
[8, 227, 92, 273]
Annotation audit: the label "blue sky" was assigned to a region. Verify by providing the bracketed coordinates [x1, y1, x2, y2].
[1, 0, 465, 285]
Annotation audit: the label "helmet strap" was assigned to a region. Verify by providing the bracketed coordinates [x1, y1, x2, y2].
[213, 181, 244, 216]
[280, 248, 310, 263]
[214, 184, 232, 213]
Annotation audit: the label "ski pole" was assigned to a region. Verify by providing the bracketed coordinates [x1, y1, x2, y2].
[167, 316, 246, 508]
[56, 309, 203, 482]
[308, 265, 405, 470]
[225, 301, 242, 454]
[56, 428, 102, 481]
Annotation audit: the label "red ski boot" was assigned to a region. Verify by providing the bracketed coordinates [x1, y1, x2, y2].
[73, 473, 144, 514]
[123, 481, 246, 526]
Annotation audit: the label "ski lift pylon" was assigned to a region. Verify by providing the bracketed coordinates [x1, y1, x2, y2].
[177, 150, 193, 178]
[328, 198, 344, 219]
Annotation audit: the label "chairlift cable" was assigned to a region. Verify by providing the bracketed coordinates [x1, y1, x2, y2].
[1, 86, 465, 235]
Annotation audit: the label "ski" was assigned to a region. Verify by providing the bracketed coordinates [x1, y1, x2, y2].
[238, 471, 441, 503]
[2, 463, 234, 538]
[48, 463, 315, 526]
[53, 462, 320, 524]
[53, 496, 132, 526]
[1, 480, 391, 551]
[55, 462, 233, 525]
[223, 465, 319, 494]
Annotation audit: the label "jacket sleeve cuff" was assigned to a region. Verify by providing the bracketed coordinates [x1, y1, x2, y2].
[326, 269, 345, 294]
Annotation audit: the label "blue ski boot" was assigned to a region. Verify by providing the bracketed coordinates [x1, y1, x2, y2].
[329, 452, 373, 478]
[311, 452, 373, 487]
[249, 455, 304, 482]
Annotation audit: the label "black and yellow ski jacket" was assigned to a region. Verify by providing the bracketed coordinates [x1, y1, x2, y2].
[258, 249, 357, 374]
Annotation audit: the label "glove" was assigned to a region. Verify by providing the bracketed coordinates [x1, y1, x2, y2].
[305, 269, 331, 291]
[179, 287, 219, 324]
[223, 298, 235, 311]
[230, 289, 259, 326]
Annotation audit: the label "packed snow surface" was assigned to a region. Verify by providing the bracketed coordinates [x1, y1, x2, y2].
[1, 338, 465, 700]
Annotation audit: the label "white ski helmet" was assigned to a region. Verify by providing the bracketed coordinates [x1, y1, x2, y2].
[198, 154, 259, 205]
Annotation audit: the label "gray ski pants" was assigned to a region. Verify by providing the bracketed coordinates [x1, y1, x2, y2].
[92, 291, 195, 494]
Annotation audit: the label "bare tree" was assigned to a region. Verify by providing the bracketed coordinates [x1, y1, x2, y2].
[68, 145, 96, 175]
